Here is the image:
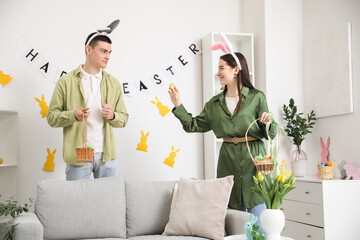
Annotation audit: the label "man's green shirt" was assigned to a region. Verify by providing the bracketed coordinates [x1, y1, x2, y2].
[47, 66, 129, 166]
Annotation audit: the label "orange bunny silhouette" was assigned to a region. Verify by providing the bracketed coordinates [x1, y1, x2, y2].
[136, 130, 150, 152]
[0, 70, 13, 87]
[163, 146, 180, 167]
[151, 96, 170, 117]
[35, 94, 49, 118]
[43, 148, 56, 171]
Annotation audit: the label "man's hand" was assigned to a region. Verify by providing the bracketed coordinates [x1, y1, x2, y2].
[102, 104, 115, 120]
[74, 107, 90, 122]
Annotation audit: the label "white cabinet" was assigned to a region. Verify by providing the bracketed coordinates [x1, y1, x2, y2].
[0, 110, 18, 199]
[202, 32, 255, 179]
[281, 177, 360, 240]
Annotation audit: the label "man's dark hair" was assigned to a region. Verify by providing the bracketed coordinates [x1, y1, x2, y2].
[85, 32, 112, 47]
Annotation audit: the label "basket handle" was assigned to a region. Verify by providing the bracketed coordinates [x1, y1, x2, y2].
[245, 118, 280, 164]
[245, 118, 260, 163]
[82, 112, 87, 147]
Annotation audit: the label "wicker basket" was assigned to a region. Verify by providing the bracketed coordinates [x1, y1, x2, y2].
[75, 113, 94, 163]
[254, 158, 275, 175]
[245, 118, 280, 175]
[76, 147, 94, 163]
[318, 160, 336, 180]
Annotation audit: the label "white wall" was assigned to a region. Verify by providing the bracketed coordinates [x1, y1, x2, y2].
[264, 0, 360, 178]
[264, 0, 304, 162]
[303, 0, 360, 176]
[0, 0, 243, 204]
[239, 0, 267, 93]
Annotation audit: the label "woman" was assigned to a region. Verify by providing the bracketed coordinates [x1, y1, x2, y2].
[168, 52, 276, 227]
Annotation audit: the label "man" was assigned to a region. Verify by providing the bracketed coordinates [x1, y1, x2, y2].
[47, 24, 128, 180]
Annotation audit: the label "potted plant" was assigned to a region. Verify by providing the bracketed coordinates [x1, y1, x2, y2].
[0, 195, 33, 240]
[248, 113, 296, 240]
[252, 172, 296, 240]
[282, 98, 316, 176]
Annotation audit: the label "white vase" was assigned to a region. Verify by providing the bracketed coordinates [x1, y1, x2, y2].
[290, 145, 308, 177]
[260, 209, 285, 240]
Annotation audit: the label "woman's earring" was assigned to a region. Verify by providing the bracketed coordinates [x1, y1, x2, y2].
[234, 75, 237, 79]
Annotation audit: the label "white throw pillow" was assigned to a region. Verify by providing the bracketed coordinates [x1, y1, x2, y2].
[162, 176, 234, 240]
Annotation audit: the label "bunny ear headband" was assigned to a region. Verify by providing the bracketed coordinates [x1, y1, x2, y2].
[85, 19, 120, 46]
[209, 32, 242, 71]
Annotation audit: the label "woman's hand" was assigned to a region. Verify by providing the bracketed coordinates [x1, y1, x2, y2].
[260, 112, 271, 124]
[168, 84, 181, 108]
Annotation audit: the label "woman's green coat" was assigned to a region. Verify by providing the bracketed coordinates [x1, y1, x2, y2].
[172, 86, 276, 209]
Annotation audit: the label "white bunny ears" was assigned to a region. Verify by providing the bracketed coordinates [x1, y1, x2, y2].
[85, 19, 120, 46]
[209, 32, 242, 71]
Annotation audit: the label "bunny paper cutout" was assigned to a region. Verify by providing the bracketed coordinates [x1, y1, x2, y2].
[320, 137, 330, 164]
[85, 19, 120, 46]
[209, 32, 242, 70]
[136, 130, 150, 152]
[43, 148, 56, 171]
[151, 96, 170, 117]
[35, 94, 49, 118]
[0, 70, 13, 87]
[163, 146, 180, 167]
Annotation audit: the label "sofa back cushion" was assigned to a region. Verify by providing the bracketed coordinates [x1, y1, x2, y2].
[125, 179, 177, 237]
[35, 177, 126, 240]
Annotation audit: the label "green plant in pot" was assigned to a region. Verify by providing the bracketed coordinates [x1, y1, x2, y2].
[282, 98, 316, 177]
[0, 195, 33, 240]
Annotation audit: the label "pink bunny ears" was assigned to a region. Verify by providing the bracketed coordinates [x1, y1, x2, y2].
[210, 32, 242, 70]
[85, 19, 120, 46]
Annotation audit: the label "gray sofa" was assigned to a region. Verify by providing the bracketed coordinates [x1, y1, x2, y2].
[13, 177, 250, 240]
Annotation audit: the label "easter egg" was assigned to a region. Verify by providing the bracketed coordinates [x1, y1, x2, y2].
[0, 158, 3, 164]
[326, 161, 333, 166]
[169, 84, 174, 90]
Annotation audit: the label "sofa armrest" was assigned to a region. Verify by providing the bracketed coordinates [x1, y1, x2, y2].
[13, 212, 43, 240]
[225, 208, 251, 235]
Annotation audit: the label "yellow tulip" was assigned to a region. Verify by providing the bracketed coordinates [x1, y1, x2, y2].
[258, 172, 264, 182]
[253, 176, 259, 184]
[280, 174, 286, 183]
[277, 174, 285, 183]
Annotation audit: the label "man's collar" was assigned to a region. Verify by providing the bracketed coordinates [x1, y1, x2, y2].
[80, 65, 102, 80]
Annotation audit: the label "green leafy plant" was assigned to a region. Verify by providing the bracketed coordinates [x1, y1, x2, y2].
[282, 98, 316, 147]
[252, 172, 296, 209]
[251, 225, 265, 240]
[0, 195, 33, 240]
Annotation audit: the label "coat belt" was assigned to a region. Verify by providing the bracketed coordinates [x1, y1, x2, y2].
[222, 136, 258, 144]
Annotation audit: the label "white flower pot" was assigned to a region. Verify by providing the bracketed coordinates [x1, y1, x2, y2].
[260, 209, 285, 240]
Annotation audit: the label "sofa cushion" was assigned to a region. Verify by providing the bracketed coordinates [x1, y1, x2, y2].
[35, 177, 126, 239]
[162, 176, 234, 240]
[126, 180, 177, 237]
[128, 235, 208, 239]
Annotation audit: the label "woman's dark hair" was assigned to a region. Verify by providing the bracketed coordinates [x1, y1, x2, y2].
[85, 32, 112, 47]
[220, 52, 254, 116]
